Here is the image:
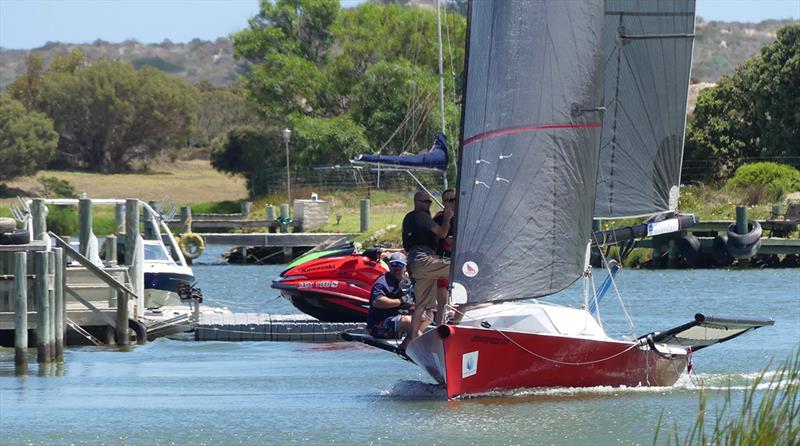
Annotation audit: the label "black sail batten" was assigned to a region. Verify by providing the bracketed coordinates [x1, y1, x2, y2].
[452, 1, 607, 305]
[594, 0, 697, 219]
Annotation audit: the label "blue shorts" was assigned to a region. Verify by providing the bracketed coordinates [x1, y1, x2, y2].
[369, 315, 403, 339]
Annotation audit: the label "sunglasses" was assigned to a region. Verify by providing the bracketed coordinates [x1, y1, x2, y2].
[389, 261, 406, 268]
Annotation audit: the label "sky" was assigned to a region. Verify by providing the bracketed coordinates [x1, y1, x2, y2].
[1, 0, 798, 50]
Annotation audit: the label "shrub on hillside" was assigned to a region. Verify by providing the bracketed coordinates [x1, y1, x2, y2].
[726, 162, 800, 203]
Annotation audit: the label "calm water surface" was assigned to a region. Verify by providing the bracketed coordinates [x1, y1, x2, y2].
[1, 246, 798, 445]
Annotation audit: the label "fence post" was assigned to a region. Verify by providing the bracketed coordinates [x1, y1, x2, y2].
[54, 248, 64, 362]
[14, 252, 27, 368]
[360, 199, 370, 232]
[35, 251, 51, 363]
[79, 197, 92, 257]
[31, 199, 47, 241]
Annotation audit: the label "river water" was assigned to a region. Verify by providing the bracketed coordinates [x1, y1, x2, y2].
[1, 247, 798, 445]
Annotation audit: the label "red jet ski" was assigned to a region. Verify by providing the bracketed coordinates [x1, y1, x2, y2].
[271, 242, 387, 322]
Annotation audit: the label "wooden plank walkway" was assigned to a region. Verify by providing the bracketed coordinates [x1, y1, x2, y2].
[195, 313, 365, 342]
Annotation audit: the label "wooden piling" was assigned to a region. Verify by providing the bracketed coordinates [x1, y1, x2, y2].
[35, 251, 51, 363]
[54, 248, 64, 361]
[736, 206, 748, 235]
[48, 250, 56, 360]
[279, 204, 290, 233]
[125, 199, 139, 265]
[180, 206, 192, 232]
[115, 203, 126, 235]
[266, 205, 276, 233]
[31, 199, 46, 240]
[105, 235, 117, 266]
[79, 197, 92, 256]
[115, 289, 129, 346]
[241, 201, 252, 216]
[360, 199, 370, 232]
[14, 252, 28, 368]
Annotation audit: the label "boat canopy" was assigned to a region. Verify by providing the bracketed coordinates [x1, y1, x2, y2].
[451, 0, 606, 304]
[594, 0, 696, 219]
[352, 132, 449, 171]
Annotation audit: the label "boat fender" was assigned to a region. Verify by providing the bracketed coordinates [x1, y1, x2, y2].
[178, 232, 205, 260]
[128, 318, 147, 345]
[711, 234, 733, 266]
[726, 220, 762, 248]
[0, 217, 16, 233]
[676, 234, 701, 266]
[726, 239, 762, 259]
[0, 229, 30, 245]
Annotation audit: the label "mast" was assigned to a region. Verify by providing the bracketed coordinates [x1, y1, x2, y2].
[436, 0, 448, 189]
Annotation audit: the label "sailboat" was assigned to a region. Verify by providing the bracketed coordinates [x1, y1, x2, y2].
[346, 0, 773, 399]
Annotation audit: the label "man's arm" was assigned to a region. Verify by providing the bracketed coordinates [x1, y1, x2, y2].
[371, 283, 402, 309]
[429, 206, 454, 238]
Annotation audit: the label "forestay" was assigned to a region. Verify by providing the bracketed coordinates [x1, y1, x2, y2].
[594, 0, 696, 219]
[451, 0, 606, 303]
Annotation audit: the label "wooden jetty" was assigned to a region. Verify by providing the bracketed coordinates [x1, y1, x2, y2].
[630, 205, 799, 268]
[195, 313, 365, 342]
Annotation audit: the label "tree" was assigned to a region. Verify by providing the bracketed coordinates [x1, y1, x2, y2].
[0, 94, 58, 181]
[35, 58, 199, 172]
[190, 82, 262, 150]
[350, 59, 440, 152]
[685, 24, 800, 179]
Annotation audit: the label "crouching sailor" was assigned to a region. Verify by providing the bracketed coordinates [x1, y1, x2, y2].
[367, 252, 413, 340]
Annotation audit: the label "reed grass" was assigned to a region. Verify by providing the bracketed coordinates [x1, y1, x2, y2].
[655, 349, 799, 446]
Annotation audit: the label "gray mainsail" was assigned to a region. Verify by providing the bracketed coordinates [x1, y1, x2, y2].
[594, 0, 696, 219]
[452, 0, 606, 303]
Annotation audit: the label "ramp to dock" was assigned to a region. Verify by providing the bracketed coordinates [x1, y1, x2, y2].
[195, 313, 365, 342]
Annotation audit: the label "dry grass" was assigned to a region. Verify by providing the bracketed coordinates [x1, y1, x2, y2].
[1, 160, 247, 207]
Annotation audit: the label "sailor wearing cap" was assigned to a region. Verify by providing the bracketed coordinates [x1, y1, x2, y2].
[366, 252, 413, 340]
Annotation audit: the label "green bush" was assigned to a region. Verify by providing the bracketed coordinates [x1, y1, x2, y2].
[38, 176, 78, 198]
[725, 162, 800, 203]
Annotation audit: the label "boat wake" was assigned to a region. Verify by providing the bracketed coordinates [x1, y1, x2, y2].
[380, 380, 446, 399]
[378, 370, 795, 401]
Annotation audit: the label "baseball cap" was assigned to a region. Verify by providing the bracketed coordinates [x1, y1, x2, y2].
[388, 252, 407, 266]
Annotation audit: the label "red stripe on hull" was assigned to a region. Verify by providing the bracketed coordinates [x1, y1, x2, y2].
[407, 325, 687, 399]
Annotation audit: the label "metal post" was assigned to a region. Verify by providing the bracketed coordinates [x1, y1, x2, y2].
[771, 204, 782, 220]
[35, 251, 50, 363]
[31, 198, 47, 241]
[54, 248, 64, 361]
[266, 205, 276, 221]
[435, 0, 446, 134]
[279, 203, 290, 233]
[360, 199, 370, 232]
[736, 206, 748, 235]
[283, 128, 292, 206]
[79, 197, 92, 257]
[14, 252, 28, 368]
